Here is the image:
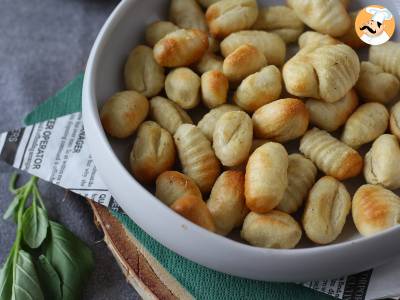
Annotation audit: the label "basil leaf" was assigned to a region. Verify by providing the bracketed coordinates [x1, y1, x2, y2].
[22, 206, 49, 249]
[13, 250, 44, 300]
[36, 255, 62, 300]
[44, 221, 94, 300]
[3, 195, 21, 220]
[0, 251, 14, 300]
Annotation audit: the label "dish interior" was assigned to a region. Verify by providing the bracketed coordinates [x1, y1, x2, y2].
[91, 0, 400, 249]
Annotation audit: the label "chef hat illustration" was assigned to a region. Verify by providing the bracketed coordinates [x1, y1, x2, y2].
[366, 6, 393, 24]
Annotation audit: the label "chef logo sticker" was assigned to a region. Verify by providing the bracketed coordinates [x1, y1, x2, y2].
[356, 5, 395, 46]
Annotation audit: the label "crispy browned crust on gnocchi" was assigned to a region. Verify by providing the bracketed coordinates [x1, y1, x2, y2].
[153, 29, 209, 67]
[352, 184, 400, 237]
[171, 195, 216, 232]
[245, 142, 288, 213]
[300, 128, 363, 180]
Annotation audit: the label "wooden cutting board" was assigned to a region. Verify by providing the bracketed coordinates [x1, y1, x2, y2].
[89, 201, 193, 300]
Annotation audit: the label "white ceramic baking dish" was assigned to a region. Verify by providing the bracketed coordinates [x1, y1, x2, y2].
[82, 0, 400, 282]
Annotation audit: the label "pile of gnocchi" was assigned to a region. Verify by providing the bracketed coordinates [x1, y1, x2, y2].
[100, 0, 400, 249]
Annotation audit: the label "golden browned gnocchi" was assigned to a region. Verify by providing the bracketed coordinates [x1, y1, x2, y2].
[364, 134, 400, 190]
[205, 0, 259, 39]
[352, 184, 400, 237]
[369, 42, 400, 78]
[305, 90, 359, 132]
[207, 170, 247, 235]
[300, 128, 363, 180]
[197, 104, 243, 141]
[124, 45, 165, 98]
[277, 154, 317, 214]
[355, 62, 400, 104]
[220, 30, 286, 66]
[149, 96, 192, 135]
[241, 211, 302, 249]
[213, 111, 253, 167]
[130, 121, 175, 183]
[390, 101, 400, 140]
[287, 0, 351, 37]
[222, 44, 267, 83]
[194, 52, 223, 74]
[233, 65, 282, 112]
[303, 176, 351, 244]
[341, 103, 389, 149]
[171, 194, 216, 232]
[156, 171, 202, 206]
[283, 44, 360, 103]
[174, 124, 221, 193]
[169, 0, 207, 31]
[252, 98, 309, 142]
[153, 29, 209, 67]
[252, 5, 304, 43]
[201, 70, 228, 109]
[245, 142, 288, 213]
[145, 21, 179, 47]
[100, 91, 149, 138]
[165, 68, 201, 109]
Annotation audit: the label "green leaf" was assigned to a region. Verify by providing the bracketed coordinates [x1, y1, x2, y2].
[13, 250, 44, 300]
[0, 251, 14, 300]
[22, 206, 49, 249]
[3, 195, 21, 220]
[43, 221, 94, 300]
[36, 255, 62, 300]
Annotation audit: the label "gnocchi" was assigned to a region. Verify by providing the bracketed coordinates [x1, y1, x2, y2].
[153, 29, 209, 67]
[174, 124, 221, 193]
[300, 128, 363, 180]
[124, 45, 165, 97]
[130, 121, 175, 183]
[341, 103, 389, 149]
[355, 62, 400, 104]
[303, 176, 351, 244]
[149, 96, 193, 135]
[233, 65, 282, 112]
[220, 30, 286, 66]
[241, 211, 302, 249]
[207, 171, 247, 235]
[245, 142, 288, 213]
[206, 0, 259, 38]
[213, 111, 253, 167]
[252, 98, 309, 142]
[353, 184, 400, 237]
[305, 89, 359, 132]
[252, 5, 304, 43]
[364, 134, 400, 190]
[100, 91, 149, 138]
[165, 68, 201, 109]
[156, 171, 202, 206]
[277, 154, 317, 214]
[201, 70, 228, 109]
[222, 44, 267, 83]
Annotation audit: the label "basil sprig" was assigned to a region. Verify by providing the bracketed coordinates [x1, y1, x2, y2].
[0, 174, 94, 300]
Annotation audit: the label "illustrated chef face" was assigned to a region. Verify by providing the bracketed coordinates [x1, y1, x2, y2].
[360, 7, 393, 38]
[360, 19, 385, 37]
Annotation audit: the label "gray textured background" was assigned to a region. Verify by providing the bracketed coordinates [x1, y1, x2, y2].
[0, 0, 140, 298]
